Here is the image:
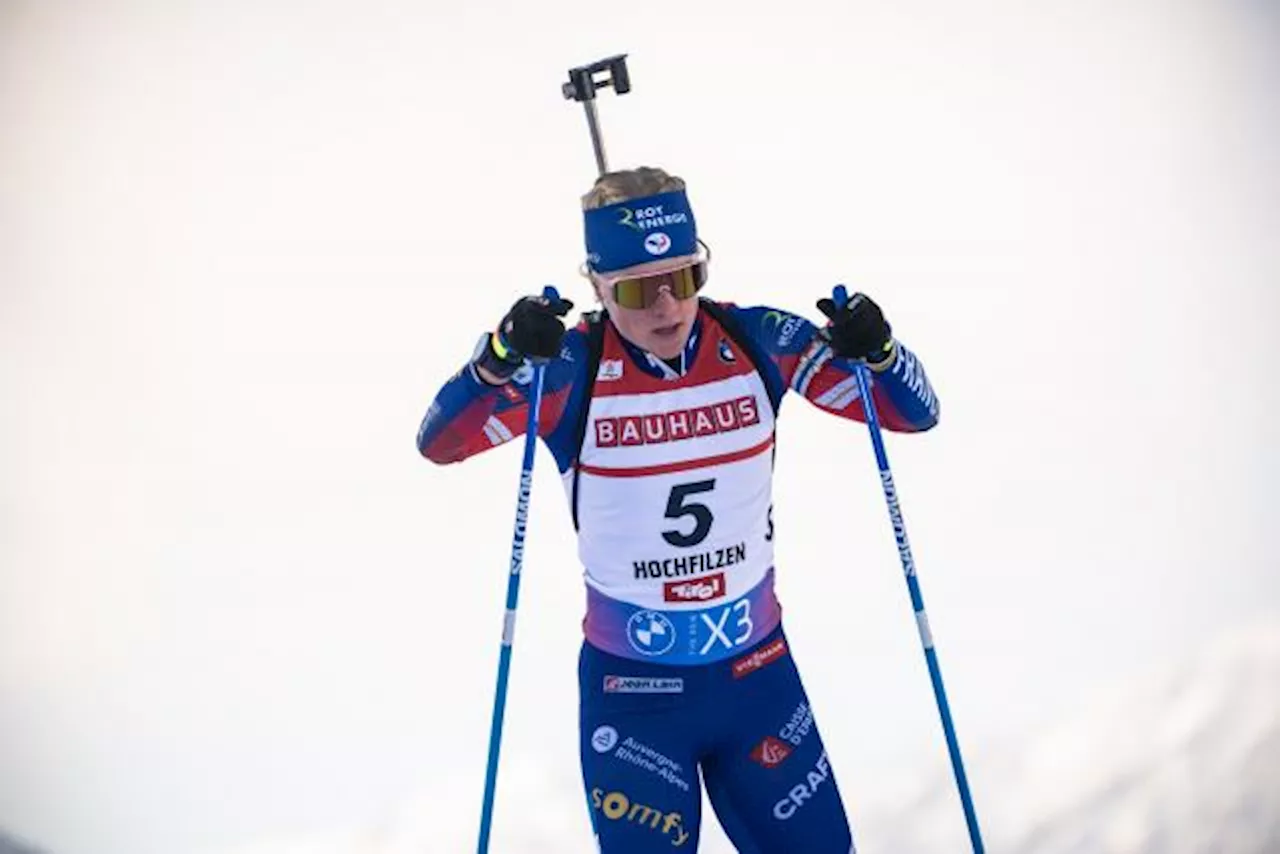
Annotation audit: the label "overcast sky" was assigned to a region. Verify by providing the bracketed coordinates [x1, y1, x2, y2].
[2, 1, 1278, 852]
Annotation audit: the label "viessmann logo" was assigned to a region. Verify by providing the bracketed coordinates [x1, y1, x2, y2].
[731, 637, 788, 679]
[594, 396, 760, 447]
[663, 572, 726, 603]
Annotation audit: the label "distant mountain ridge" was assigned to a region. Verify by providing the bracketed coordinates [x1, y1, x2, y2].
[0, 830, 45, 854]
[1009, 624, 1280, 854]
[864, 622, 1280, 853]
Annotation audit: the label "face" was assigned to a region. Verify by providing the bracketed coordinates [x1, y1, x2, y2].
[593, 256, 705, 360]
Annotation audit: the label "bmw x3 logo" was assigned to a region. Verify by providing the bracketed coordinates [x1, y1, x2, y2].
[626, 610, 677, 656]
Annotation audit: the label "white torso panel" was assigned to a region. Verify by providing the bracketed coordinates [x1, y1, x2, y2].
[564, 315, 781, 664]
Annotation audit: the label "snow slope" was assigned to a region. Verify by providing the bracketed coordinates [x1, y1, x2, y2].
[0, 830, 45, 854]
[864, 623, 1280, 854]
[209, 621, 1280, 853]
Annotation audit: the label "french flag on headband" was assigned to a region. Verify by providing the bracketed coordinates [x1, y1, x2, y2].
[583, 189, 699, 274]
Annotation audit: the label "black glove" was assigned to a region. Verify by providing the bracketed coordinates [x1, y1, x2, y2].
[474, 292, 574, 382]
[815, 291, 895, 366]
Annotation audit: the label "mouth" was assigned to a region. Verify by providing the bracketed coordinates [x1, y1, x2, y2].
[651, 322, 682, 339]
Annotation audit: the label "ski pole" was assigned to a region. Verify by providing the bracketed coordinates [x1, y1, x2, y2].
[477, 55, 633, 852]
[476, 287, 557, 854]
[833, 284, 986, 852]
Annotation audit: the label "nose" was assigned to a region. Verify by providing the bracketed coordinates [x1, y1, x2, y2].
[649, 286, 678, 313]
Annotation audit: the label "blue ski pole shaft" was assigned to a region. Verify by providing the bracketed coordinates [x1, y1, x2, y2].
[475, 317, 553, 853]
[837, 288, 984, 853]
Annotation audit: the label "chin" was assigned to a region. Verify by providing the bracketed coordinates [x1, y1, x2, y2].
[645, 325, 690, 360]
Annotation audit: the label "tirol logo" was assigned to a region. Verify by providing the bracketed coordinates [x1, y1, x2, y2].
[627, 610, 677, 656]
[644, 232, 672, 255]
[597, 359, 624, 382]
[749, 735, 794, 769]
[595, 396, 760, 448]
[731, 637, 788, 679]
[663, 572, 726, 603]
[592, 724, 619, 753]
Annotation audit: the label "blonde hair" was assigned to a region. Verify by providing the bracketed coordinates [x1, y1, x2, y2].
[581, 166, 686, 210]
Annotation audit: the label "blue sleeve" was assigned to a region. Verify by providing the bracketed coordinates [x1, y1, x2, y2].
[416, 328, 589, 471]
[722, 303, 940, 432]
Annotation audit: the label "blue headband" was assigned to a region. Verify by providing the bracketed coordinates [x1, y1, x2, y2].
[583, 189, 699, 274]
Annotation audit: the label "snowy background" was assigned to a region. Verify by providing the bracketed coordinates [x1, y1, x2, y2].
[2, 0, 1277, 852]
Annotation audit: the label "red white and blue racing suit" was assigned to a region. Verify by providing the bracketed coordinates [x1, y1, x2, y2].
[418, 300, 938, 852]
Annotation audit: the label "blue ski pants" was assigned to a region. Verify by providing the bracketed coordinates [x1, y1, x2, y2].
[579, 624, 856, 852]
